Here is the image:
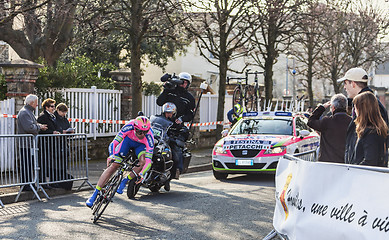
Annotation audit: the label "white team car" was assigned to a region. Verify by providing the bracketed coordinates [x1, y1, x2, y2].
[212, 111, 319, 179]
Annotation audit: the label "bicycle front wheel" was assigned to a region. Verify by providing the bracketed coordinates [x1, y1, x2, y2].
[92, 173, 123, 223]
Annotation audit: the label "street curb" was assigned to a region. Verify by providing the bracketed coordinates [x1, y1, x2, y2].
[185, 163, 212, 174]
[0, 164, 212, 207]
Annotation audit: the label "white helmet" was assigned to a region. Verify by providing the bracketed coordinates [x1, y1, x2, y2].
[162, 102, 177, 114]
[178, 72, 192, 85]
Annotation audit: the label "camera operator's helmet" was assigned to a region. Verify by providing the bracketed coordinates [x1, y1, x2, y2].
[134, 116, 151, 132]
[179, 72, 192, 86]
[162, 102, 177, 114]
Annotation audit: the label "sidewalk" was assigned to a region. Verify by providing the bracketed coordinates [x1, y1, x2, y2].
[0, 147, 213, 206]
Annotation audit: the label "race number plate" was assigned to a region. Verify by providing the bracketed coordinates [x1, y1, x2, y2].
[153, 128, 162, 137]
[235, 159, 253, 166]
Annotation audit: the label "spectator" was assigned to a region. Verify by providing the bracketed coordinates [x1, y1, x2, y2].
[37, 98, 60, 134]
[307, 94, 351, 163]
[337, 67, 389, 164]
[349, 92, 388, 166]
[54, 103, 74, 134]
[37, 98, 60, 188]
[17, 94, 48, 191]
[54, 103, 74, 190]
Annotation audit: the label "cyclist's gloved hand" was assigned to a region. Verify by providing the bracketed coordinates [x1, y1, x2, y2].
[135, 173, 144, 184]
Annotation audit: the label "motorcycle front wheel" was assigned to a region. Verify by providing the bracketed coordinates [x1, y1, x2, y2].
[127, 178, 141, 199]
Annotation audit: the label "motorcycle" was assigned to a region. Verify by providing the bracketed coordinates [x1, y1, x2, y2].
[126, 115, 174, 199]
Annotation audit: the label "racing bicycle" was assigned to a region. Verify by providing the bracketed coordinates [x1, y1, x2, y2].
[91, 152, 139, 223]
[227, 70, 251, 115]
[245, 71, 264, 112]
[227, 69, 264, 114]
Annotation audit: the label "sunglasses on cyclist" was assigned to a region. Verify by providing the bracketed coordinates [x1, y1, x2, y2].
[135, 129, 148, 135]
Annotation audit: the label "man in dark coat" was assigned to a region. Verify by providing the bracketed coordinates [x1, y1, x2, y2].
[308, 94, 351, 163]
[337, 67, 389, 165]
[17, 94, 48, 191]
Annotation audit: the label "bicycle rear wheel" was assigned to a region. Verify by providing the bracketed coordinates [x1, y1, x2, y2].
[244, 85, 255, 112]
[92, 173, 123, 223]
[232, 87, 243, 115]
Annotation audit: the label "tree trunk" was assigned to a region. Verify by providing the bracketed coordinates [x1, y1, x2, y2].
[307, 45, 314, 106]
[130, 0, 143, 118]
[264, 56, 274, 102]
[331, 67, 340, 93]
[216, 14, 228, 136]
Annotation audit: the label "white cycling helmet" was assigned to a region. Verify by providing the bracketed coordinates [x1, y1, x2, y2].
[162, 102, 177, 114]
[178, 72, 192, 85]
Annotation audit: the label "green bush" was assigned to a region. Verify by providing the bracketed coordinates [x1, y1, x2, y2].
[142, 81, 162, 96]
[36, 56, 117, 98]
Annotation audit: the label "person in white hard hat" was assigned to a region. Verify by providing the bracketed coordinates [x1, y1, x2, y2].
[337, 67, 389, 165]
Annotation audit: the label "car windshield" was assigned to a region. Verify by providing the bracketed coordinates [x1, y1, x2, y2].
[230, 118, 293, 135]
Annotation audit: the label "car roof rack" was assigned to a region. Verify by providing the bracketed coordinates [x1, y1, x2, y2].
[243, 111, 293, 118]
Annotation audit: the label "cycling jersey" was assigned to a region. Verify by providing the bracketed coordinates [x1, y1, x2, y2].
[108, 120, 154, 175]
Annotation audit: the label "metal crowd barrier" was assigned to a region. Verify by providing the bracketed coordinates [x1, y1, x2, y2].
[289, 149, 318, 162]
[0, 134, 40, 206]
[263, 150, 317, 240]
[0, 134, 93, 207]
[35, 134, 93, 198]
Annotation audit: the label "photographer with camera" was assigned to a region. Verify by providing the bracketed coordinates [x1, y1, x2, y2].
[157, 72, 195, 179]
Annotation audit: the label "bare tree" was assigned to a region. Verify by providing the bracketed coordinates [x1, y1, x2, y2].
[249, 0, 304, 102]
[0, 0, 76, 65]
[315, 0, 350, 94]
[317, 0, 389, 94]
[290, 0, 330, 106]
[179, 0, 255, 133]
[342, 0, 389, 69]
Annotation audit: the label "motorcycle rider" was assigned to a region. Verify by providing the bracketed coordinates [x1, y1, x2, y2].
[86, 116, 154, 207]
[159, 102, 187, 180]
[157, 72, 195, 179]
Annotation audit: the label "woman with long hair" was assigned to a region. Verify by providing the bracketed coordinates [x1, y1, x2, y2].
[350, 91, 388, 166]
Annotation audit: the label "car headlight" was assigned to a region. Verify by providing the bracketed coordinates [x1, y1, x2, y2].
[264, 146, 286, 154]
[214, 145, 227, 154]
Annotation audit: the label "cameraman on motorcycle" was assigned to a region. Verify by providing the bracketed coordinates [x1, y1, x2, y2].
[157, 72, 195, 179]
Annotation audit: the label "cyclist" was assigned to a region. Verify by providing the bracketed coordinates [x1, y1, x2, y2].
[86, 116, 154, 207]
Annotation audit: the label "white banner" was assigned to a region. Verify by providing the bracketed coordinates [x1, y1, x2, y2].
[274, 157, 389, 240]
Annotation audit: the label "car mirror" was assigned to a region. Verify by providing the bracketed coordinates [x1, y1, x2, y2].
[221, 129, 228, 137]
[299, 129, 310, 138]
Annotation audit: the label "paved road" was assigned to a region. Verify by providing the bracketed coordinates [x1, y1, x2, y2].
[0, 171, 276, 239]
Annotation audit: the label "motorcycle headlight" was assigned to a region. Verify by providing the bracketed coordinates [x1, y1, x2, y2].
[264, 146, 286, 154]
[214, 145, 227, 154]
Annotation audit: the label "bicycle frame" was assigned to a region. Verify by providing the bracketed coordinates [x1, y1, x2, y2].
[91, 154, 139, 223]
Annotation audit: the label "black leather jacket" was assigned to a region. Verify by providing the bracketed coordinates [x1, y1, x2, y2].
[156, 86, 195, 123]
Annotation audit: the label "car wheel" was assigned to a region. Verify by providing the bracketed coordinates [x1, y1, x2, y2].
[213, 170, 228, 180]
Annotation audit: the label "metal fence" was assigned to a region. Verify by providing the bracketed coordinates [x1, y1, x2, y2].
[43, 86, 123, 139]
[0, 134, 93, 207]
